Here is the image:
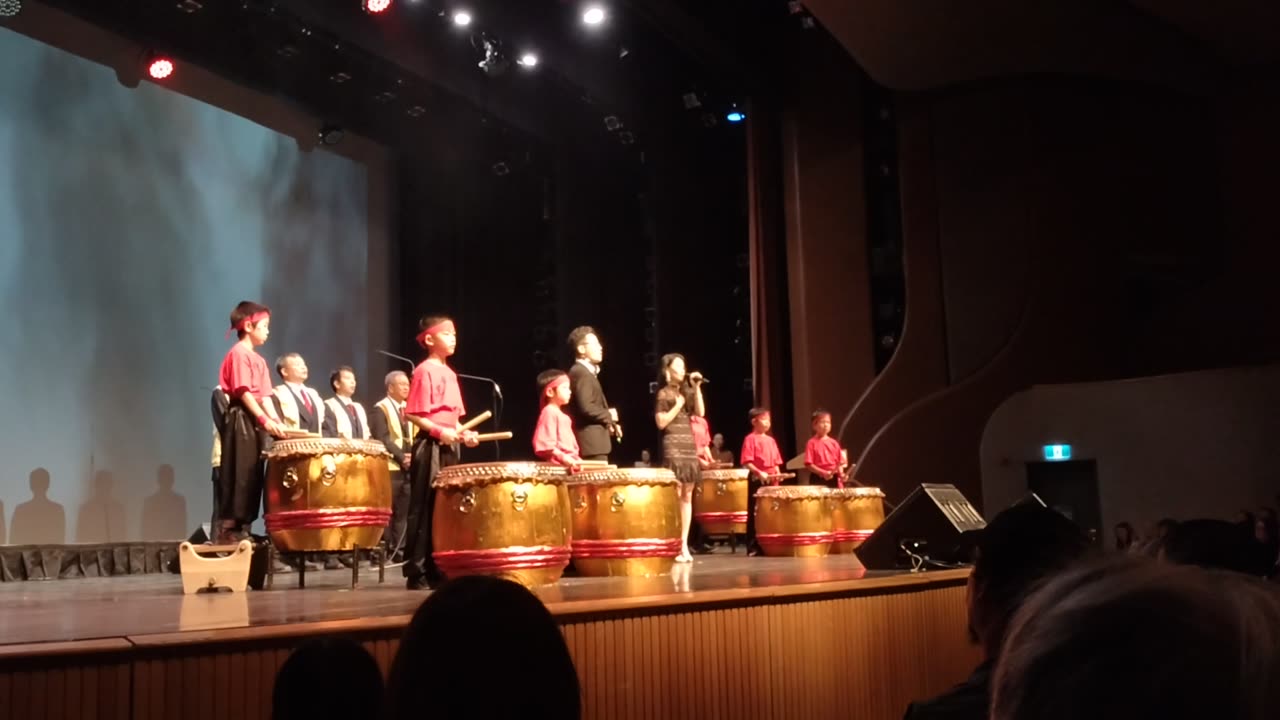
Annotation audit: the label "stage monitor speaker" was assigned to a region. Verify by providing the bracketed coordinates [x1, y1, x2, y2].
[856, 483, 987, 570]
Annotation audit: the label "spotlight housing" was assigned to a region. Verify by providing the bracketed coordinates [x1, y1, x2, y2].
[452, 10, 472, 26]
[582, 6, 605, 25]
[147, 55, 175, 80]
[726, 111, 745, 123]
[0, 0, 22, 18]
[517, 52, 538, 68]
[318, 124, 345, 146]
[363, 0, 392, 14]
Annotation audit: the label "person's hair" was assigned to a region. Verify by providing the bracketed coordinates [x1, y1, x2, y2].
[748, 407, 771, 423]
[272, 637, 382, 720]
[537, 369, 568, 403]
[991, 558, 1280, 720]
[330, 365, 355, 392]
[1113, 521, 1135, 550]
[968, 504, 1092, 658]
[229, 300, 269, 339]
[275, 352, 302, 380]
[384, 370, 407, 388]
[656, 353, 685, 386]
[384, 576, 580, 719]
[566, 326, 596, 356]
[1159, 518, 1267, 576]
[419, 314, 452, 333]
[811, 409, 831, 423]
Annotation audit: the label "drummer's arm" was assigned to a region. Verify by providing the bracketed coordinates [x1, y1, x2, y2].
[406, 413, 461, 444]
[236, 392, 286, 438]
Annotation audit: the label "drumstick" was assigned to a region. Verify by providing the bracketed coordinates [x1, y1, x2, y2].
[457, 411, 493, 433]
[470, 431, 513, 443]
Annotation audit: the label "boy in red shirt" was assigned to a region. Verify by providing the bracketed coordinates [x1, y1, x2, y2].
[533, 369, 582, 471]
[216, 301, 288, 543]
[740, 407, 784, 556]
[804, 410, 849, 488]
[402, 315, 480, 590]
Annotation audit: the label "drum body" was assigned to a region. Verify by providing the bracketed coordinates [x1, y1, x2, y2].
[432, 462, 571, 587]
[693, 468, 749, 534]
[263, 438, 392, 552]
[829, 487, 886, 553]
[568, 468, 682, 576]
[754, 486, 834, 557]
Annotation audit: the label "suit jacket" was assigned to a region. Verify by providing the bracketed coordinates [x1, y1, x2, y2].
[568, 361, 614, 458]
[370, 397, 414, 472]
[273, 384, 324, 434]
[322, 397, 371, 439]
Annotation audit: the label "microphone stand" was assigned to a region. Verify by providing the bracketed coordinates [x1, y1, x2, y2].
[376, 350, 505, 461]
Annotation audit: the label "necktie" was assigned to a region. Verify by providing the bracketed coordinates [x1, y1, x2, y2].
[348, 404, 363, 436]
[302, 391, 313, 416]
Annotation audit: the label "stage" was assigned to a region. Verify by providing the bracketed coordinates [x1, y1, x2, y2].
[0, 552, 976, 720]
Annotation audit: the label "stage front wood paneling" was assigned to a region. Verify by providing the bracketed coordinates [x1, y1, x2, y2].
[0, 570, 975, 720]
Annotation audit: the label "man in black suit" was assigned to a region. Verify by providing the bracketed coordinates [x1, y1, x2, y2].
[369, 370, 414, 562]
[566, 326, 620, 462]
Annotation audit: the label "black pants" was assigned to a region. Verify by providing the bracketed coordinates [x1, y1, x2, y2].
[746, 473, 765, 548]
[383, 469, 409, 553]
[403, 438, 458, 583]
[217, 405, 271, 528]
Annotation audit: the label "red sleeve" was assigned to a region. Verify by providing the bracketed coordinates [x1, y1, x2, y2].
[740, 435, 756, 468]
[804, 437, 819, 466]
[225, 349, 257, 398]
[533, 408, 557, 459]
[406, 365, 430, 416]
[767, 437, 784, 470]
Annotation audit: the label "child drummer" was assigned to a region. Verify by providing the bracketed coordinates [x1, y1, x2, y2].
[532, 369, 583, 472]
[740, 407, 784, 556]
[402, 315, 479, 590]
[804, 410, 849, 488]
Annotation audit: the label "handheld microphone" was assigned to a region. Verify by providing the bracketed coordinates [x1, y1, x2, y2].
[689, 372, 709, 385]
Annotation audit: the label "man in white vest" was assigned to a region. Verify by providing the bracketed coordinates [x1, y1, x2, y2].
[273, 353, 325, 435]
[323, 365, 371, 440]
[369, 370, 415, 562]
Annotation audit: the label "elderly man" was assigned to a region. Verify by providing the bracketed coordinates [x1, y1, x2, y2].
[370, 370, 414, 562]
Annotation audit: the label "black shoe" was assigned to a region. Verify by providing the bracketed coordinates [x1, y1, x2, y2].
[747, 544, 764, 557]
[406, 575, 433, 590]
[692, 542, 715, 555]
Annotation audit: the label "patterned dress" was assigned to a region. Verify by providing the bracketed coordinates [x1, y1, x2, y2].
[656, 385, 702, 485]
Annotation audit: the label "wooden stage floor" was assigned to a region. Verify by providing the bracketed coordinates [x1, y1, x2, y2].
[2, 552, 908, 647]
[0, 552, 977, 720]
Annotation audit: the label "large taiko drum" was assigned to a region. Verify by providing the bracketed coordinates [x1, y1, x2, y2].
[431, 462, 572, 587]
[693, 467, 749, 535]
[263, 438, 392, 552]
[829, 487, 886, 554]
[754, 486, 834, 557]
[567, 468, 682, 577]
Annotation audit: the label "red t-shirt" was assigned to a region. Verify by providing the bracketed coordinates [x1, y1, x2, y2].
[406, 359, 466, 429]
[219, 343, 272, 401]
[740, 432, 783, 474]
[805, 435, 843, 474]
[690, 415, 711, 450]
[533, 403, 580, 463]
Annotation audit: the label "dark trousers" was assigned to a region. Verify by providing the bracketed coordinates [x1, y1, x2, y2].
[746, 473, 765, 548]
[403, 438, 458, 583]
[217, 405, 270, 528]
[383, 470, 409, 553]
[581, 454, 609, 462]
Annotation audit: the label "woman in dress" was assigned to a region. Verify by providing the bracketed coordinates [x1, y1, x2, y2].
[654, 353, 706, 562]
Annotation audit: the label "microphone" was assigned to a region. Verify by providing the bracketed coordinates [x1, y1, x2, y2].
[689, 372, 709, 385]
[459, 373, 503, 400]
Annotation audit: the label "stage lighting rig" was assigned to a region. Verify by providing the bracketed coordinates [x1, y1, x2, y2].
[146, 53, 176, 80]
[0, 0, 22, 19]
[363, 0, 392, 14]
[318, 124, 345, 146]
[475, 33, 510, 77]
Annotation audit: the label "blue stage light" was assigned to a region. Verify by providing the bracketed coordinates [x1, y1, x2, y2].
[726, 111, 745, 123]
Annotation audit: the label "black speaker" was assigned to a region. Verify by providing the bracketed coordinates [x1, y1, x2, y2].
[856, 483, 987, 570]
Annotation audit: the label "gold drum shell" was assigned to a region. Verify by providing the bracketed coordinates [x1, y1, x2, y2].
[431, 462, 571, 587]
[754, 486, 834, 557]
[693, 468, 749, 534]
[828, 487, 886, 553]
[568, 468, 682, 577]
[263, 438, 392, 552]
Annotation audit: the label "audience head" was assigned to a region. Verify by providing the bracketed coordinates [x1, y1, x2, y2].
[992, 558, 1280, 720]
[1159, 518, 1268, 576]
[967, 504, 1092, 659]
[1112, 521, 1136, 550]
[273, 637, 382, 720]
[384, 575, 580, 720]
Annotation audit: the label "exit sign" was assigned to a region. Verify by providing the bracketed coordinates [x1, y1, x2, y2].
[1042, 444, 1073, 461]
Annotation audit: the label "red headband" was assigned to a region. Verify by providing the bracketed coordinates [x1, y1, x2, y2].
[416, 319, 456, 348]
[542, 374, 570, 403]
[226, 311, 269, 339]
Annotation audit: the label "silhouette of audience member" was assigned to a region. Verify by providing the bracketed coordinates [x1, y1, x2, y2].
[10, 468, 66, 545]
[991, 558, 1280, 720]
[384, 575, 580, 720]
[902, 504, 1092, 720]
[76, 470, 127, 543]
[1112, 522, 1138, 552]
[141, 464, 188, 540]
[1159, 518, 1268, 576]
[273, 637, 382, 720]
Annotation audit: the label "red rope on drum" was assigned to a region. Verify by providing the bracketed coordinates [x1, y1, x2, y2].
[694, 511, 749, 523]
[264, 507, 392, 531]
[569, 538, 682, 559]
[433, 546, 572, 574]
[756, 532, 834, 547]
[831, 529, 875, 543]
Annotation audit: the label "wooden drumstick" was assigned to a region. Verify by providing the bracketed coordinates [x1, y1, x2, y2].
[470, 431, 513, 443]
[457, 411, 493, 433]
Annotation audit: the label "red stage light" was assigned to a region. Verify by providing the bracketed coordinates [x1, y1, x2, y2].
[147, 57, 175, 80]
[362, 0, 392, 13]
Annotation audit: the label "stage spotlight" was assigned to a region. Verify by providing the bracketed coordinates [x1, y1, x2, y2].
[726, 111, 745, 123]
[362, 0, 392, 14]
[147, 55, 175, 80]
[582, 6, 605, 25]
[452, 10, 472, 26]
[517, 52, 538, 68]
[0, 0, 22, 18]
[318, 124, 345, 146]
